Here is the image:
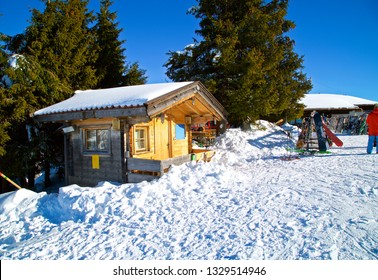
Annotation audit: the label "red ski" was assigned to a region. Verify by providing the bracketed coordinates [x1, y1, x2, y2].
[322, 123, 343, 147]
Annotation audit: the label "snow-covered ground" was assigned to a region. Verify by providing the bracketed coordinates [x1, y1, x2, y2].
[1, 121, 377, 260]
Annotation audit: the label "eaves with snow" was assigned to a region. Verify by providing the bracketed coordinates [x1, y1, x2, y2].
[34, 82, 194, 115]
[33, 81, 227, 123]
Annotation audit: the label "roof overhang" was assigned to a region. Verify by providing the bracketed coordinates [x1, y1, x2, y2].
[302, 107, 363, 117]
[33, 106, 147, 123]
[33, 81, 228, 124]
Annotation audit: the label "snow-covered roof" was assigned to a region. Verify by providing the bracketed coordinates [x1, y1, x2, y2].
[301, 93, 377, 110]
[34, 82, 194, 116]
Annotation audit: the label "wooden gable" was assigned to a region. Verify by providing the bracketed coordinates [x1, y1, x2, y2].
[146, 82, 227, 124]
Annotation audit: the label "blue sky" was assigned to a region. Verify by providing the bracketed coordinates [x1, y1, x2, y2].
[0, 0, 377, 101]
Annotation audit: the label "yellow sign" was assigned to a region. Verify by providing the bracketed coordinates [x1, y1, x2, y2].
[92, 155, 100, 169]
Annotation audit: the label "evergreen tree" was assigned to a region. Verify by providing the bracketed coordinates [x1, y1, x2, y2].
[0, 37, 37, 187]
[25, 0, 98, 96]
[0, 0, 98, 190]
[165, 0, 312, 126]
[94, 0, 146, 88]
[0, 34, 36, 158]
[0, 0, 146, 190]
[0, 41, 12, 156]
[0, 37, 65, 189]
[123, 62, 147, 85]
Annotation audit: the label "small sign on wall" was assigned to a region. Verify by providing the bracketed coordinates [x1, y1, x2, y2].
[92, 154, 100, 169]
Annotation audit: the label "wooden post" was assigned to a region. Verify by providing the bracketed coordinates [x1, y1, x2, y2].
[0, 171, 22, 190]
[64, 133, 69, 185]
[123, 122, 130, 183]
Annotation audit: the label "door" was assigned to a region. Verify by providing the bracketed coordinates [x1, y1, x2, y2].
[155, 116, 171, 160]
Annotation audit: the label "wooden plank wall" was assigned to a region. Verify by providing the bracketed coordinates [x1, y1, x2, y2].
[130, 116, 190, 161]
[67, 120, 124, 186]
[64, 114, 196, 186]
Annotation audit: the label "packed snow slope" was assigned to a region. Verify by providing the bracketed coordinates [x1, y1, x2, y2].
[1, 121, 377, 260]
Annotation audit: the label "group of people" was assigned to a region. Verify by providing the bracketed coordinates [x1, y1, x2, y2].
[366, 103, 378, 154]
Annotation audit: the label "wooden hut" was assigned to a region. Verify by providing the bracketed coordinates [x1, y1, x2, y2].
[33, 81, 227, 186]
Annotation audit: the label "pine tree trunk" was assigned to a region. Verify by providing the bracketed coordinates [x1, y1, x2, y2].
[27, 169, 35, 190]
[44, 161, 51, 188]
[242, 121, 252, 131]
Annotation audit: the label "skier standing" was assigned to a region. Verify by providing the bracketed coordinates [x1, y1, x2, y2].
[366, 103, 378, 154]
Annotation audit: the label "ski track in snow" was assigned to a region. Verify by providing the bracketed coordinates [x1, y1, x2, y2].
[0, 122, 377, 260]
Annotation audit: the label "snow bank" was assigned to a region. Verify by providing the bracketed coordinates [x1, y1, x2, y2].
[1, 122, 377, 260]
[214, 120, 294, 164]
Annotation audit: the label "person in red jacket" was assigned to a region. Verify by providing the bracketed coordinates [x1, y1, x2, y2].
[366, 103, 378, 154]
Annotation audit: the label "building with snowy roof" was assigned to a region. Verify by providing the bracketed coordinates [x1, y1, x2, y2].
[299, 93, 377, 133]
[34, 81, 227, 186]
[301, 93, 377, 117]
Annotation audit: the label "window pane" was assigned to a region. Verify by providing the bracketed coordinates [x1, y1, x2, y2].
[86, 130, 96, 150]
[84, 128, 109, 152]
[135, 129, 144, 139]
[136, 139, 145, 150]
[97, 129, 109, 150]
[135, 128, 147, 151]
[175, 124, 185, 140]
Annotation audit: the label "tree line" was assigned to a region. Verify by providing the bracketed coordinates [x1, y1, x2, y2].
[0, 0, 311, 191]
[0, 0, 146, 190]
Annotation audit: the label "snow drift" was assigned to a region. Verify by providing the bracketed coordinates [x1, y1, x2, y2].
[1, 121, 377, 260]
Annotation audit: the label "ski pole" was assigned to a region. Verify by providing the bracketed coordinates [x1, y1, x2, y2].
[0, 171, 22, 190]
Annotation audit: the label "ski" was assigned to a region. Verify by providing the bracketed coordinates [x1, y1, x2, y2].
[287, 148, 332, 156]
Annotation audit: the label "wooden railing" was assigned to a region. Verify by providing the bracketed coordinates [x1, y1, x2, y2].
[126, 151, 215, 183]
[127, 155, 191, 183]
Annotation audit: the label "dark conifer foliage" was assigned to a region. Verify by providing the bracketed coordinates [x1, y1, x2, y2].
[0, 44, 11, 157]
[94, 0, 146, 88]
[0, 42, 67, 189]
[0, 0, 97, 189]
[165, 0, 312, 126]
[25, 0, 98, 96]
[0, 0, 148, 190]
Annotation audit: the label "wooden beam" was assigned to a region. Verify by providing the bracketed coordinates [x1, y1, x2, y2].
[147, 90, 196, 117]
[94, 107, 147, 119]
[33, 111, 87, 123]
[125, 116, 151, 125]
[191, 115, 214, 124]
[197, 82, 228, 119]
[193, 94, 224, 121]
[34, 106, 147, 123]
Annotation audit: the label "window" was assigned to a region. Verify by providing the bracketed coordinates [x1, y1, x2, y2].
[83, 128, 110, 153]
[175, 124, 186, 140]
[134, 126, 149, 153]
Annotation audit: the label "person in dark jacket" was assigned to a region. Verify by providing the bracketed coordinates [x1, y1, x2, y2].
[366, 103, 378, 154]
